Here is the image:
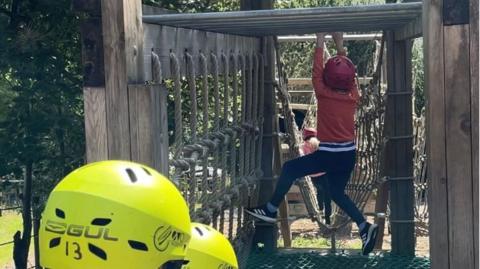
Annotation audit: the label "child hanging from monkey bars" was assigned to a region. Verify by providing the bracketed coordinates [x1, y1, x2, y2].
[245, 32, 379, 256]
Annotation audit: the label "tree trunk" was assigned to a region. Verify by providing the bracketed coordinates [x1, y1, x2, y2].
[33, 213, 40, 269]
[9, 0, 21, 29]
[13, 161, 33, 269]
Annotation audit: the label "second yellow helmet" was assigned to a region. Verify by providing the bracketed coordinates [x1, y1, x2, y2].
[183, 222, 238, 269]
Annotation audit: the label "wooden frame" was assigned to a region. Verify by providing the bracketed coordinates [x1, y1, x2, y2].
[75, 0, 478, 267]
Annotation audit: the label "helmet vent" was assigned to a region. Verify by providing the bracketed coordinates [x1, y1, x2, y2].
[162, 260, 188, 269]
[126, 168, 138, 183]
[88, 243, 107, 260]
[194, 227, 204, 236]
[128, 240, 149, 251]
[55, 208, 65, 219]
[142, 167, 152, 176]
[49, 237, 61, 248]
[91, 218, 112, 226]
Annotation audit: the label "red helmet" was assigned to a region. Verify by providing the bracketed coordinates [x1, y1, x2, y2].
[302, 127, 317, 140]
[324, 55, 356, 90]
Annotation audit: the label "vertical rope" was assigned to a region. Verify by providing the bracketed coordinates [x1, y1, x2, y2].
[256, 53, 265, 172]
[222, 53, 236, 240]
[244, 54, 252, 177]
[152, 51, 162, 83]
[185, 52, 198, 214]
[239, 54, 246, 180]
[234, 53, 244, 236]
[251, 54, 259, 174]
[208, 52, 222, 230]
[185, 52, 198, 141]
[170, 52, 183, 159]
[199, 52, 212, 227]
[169, 52, 186, 191]
[239, 53, 249, 227]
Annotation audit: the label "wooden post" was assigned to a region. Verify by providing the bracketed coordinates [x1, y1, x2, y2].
[274, 119, 292, 247]
[249, 0, 277, 253]
[373, 182, 389, 249]
[75, 0, 144, 162]
[424, 0, 478, 267]
[470, 1, 479, 268]
[128, 84, 169, 174]
[385, 31, 415, 256]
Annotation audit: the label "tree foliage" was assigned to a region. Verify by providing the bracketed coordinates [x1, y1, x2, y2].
[0, 0, 84, 212]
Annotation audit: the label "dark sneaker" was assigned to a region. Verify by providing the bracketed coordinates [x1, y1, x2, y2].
[324, 215, 331, 225]
[360, 222, 379, 255]
[244, 205, 277, 223]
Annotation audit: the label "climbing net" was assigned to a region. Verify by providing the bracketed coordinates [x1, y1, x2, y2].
[412, 109, 428, 234]
[152, 47, 264, 259]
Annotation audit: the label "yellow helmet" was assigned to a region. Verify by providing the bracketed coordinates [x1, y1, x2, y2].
[39, 160, 191, 269]
[182, 223, 238, 269]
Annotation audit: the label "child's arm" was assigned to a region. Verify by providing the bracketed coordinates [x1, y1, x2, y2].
[312, 33, 326, 97]
[331, 32, 347, 56]
[331, 32, 360, 101]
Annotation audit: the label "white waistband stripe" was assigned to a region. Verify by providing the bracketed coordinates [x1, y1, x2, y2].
[321, 141, 356, 146]
[318, 145, 356, 152]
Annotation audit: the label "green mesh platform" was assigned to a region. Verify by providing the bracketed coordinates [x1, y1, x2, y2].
[246, 250, 430, 269]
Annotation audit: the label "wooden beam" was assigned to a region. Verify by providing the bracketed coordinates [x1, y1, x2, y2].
[142, 24, 260, 79]
[100, 0, 145, 160]
[444, 24, 475, 269]
[443, 0, 469, 25]
[278, 33, 382, 42]
[128, 84, 169, 174]
[252, 0, 277, 253]
[277, 103, 312, 111]
[394, 15, 422, 40]
[83, 87, 108, 162]
[79, 18, 105, 87]
[424, 0, 449, 266]
[142, 4, 175, 15]
[142, 3, 423, 36]
[425, 0, 478, 267]
[274, 120, 292, 247]
[470, 1, 479, 268]
[287, 77, 373, 86]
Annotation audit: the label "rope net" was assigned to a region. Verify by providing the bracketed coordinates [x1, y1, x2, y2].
[156, 48, 264, 263]
[245, 251, 430, 269]
[412, 109, 428, 234]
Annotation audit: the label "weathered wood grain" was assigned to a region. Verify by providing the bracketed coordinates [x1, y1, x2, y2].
[84, 87, 108, 162]
[424, 0, 449, 266]
[444, 24, 474, 269]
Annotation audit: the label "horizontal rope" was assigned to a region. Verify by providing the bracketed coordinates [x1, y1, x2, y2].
[385, 90, 413, 96]
[382, 176, 414, 181]
[389, 219, 416, 223]
[0, 234, 37, 247]
[386, 135, 414, 140]
[0, 206, 22, 211]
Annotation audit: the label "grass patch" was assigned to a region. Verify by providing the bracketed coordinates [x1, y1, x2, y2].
[278, 235, 363, 250]
[0, 211, 23, 267]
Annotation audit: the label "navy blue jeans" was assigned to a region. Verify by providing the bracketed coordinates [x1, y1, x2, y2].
[311, 174, 332, 219]
[270, 149, 365, 226]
